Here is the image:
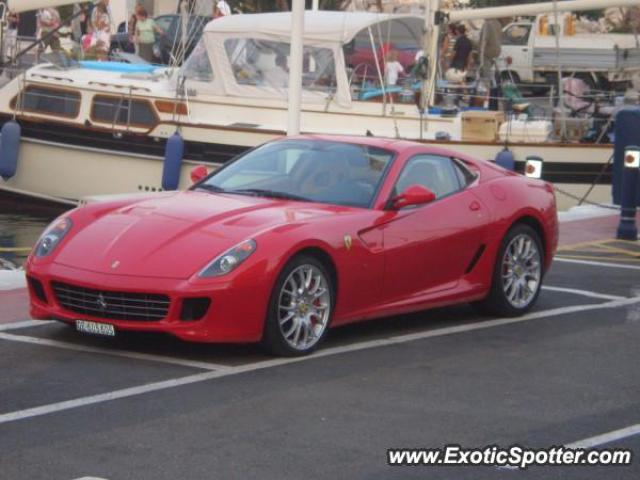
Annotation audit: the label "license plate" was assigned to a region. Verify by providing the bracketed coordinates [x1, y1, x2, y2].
[75, 320, 116, 337]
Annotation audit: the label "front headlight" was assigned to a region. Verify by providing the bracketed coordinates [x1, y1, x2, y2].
[198, 239, 256, 278]
[34, 217, 72, 258]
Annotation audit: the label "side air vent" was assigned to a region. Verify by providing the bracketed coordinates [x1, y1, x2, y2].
[465, 244, 486, 274]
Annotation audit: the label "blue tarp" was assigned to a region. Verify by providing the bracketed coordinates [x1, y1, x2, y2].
[79, 61, 157, 74]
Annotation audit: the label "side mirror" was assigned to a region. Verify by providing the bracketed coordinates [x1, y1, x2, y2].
[190, 165, 209, 185]
[391, 184, 436, 209]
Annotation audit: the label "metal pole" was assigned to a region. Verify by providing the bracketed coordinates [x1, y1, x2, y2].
[420, 0, 441, 112]
[553, 0, 567, 140]
[448, 0, 640, 22]
[0, 4, 6, 66]
[180, 0, 189, 64]
[312, 0, 320, 10]
[287, 0, 305, 136]
[616, 145, 639, 240]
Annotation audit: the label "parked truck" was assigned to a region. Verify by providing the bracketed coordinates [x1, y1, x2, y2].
[497, 13, 640, 90]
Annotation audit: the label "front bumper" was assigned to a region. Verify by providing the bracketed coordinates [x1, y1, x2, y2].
[26, 262, 271, 343]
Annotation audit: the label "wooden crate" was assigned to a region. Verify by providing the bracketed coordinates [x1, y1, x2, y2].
[461, 111, 506, 142]
[553, 117, 589, 141]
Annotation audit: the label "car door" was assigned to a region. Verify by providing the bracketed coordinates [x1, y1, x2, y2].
[380, 154, 488, 303]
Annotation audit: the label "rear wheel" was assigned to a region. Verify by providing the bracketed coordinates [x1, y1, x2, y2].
[262, 255, 334, 356]
[477, 224, 543, 317]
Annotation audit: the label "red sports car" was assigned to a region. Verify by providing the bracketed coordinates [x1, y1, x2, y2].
[26, 135, 558, 356]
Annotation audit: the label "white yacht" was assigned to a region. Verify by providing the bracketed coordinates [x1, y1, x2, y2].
[0, 11, 621, 208]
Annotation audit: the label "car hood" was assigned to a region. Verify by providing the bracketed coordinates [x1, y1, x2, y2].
[54, 191, 341, 279]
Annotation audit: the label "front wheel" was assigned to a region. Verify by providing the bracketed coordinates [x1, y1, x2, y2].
[477, 224, 544, 317]
[262, 255, 334, 356]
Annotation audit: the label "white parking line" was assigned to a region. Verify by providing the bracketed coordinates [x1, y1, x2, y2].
[0, 319, 55, 331]
[541, 286, 625, 302]
[0, 332, 230, 372]
[566, 423, 640, 449]
[556, 257, 640, 271]
[1, 295, 639, 425]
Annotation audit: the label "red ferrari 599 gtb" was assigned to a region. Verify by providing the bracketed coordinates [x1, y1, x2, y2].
[26, 135, 558, 356]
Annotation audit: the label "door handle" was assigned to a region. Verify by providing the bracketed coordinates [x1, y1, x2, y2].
[469, 201, 481, 211]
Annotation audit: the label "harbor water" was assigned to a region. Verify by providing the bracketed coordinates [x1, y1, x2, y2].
[0, 203, 68, 268]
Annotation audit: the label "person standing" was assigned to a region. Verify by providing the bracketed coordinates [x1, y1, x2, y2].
[8, 11, 19, 30]
[214, 0, 232, 18]
[445, 24, 471, 84]
[384, 49, 405, 86]
[4, 11, 19, 61]
[135, 8, 164, 63]
[439, 24, 459, 74]
[450, 25, 472, 72]
[37, 8, 62, 54]
[91, 0, 112, 60]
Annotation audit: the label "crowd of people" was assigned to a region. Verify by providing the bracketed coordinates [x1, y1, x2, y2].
[4, 0, 234, 63]
[383, 18, 507, 89]
[31, 1, 114, 60]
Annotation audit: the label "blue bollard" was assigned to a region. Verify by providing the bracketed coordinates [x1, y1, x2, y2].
[162, 131, 185, 191]
[495, 147, 515, 171]
[612, 108, 640, 206]
[616, 145, 639, 241]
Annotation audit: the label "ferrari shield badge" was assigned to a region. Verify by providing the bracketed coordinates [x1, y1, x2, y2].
[344, 235, 352, 251]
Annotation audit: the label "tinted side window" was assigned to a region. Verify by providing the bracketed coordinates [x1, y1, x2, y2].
[92, 96, 157, 127]
[503, 24, 531, 46]
[453, 159, 478, 187]
[14, 87, 81, 117]
[395, 155, 461, 199]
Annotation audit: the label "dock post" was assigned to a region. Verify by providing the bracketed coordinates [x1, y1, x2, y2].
[616, 146, 639, 241]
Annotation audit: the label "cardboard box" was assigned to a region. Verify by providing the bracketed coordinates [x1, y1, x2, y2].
[461, 111, 506, 142]
[499, 120, 553, 143]
[553, 117, 590, 141]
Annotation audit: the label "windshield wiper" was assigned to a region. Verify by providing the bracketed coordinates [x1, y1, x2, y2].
[195, 184, 227, 194]
[230, 188, 311, 202]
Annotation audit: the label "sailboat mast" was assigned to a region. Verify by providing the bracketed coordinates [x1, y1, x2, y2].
[448, 0, 640, 22]
[419, 0, 441, 115]
[552, 0, 567, 140]
[287, 0, 305, 136]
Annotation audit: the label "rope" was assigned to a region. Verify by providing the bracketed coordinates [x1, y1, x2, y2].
[0, 258, 21, 270]
[553, 185, 620, 211]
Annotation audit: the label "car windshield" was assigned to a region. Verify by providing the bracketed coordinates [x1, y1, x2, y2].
[198, 140, 395, 208]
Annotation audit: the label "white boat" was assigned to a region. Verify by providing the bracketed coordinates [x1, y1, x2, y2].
[0, 8, 627, 209]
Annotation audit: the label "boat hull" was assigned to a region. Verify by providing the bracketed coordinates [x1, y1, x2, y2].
[0, 131, 615, 211]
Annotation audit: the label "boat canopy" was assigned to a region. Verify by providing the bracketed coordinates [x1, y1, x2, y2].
[194, 11, 424, 107]
[203, 11, 422, 46]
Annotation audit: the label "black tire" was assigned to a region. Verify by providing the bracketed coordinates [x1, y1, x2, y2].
[261, 254, 334, 357]
[475, 224, 544, 317]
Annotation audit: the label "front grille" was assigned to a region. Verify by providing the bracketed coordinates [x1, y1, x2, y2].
[51, 281, 170, 322]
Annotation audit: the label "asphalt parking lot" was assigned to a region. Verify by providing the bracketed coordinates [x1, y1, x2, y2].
[1, 249, 639, 480]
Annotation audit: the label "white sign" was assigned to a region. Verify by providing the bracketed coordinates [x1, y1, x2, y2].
[525, 158, 543, 179]
[624, 148, 640, 169]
